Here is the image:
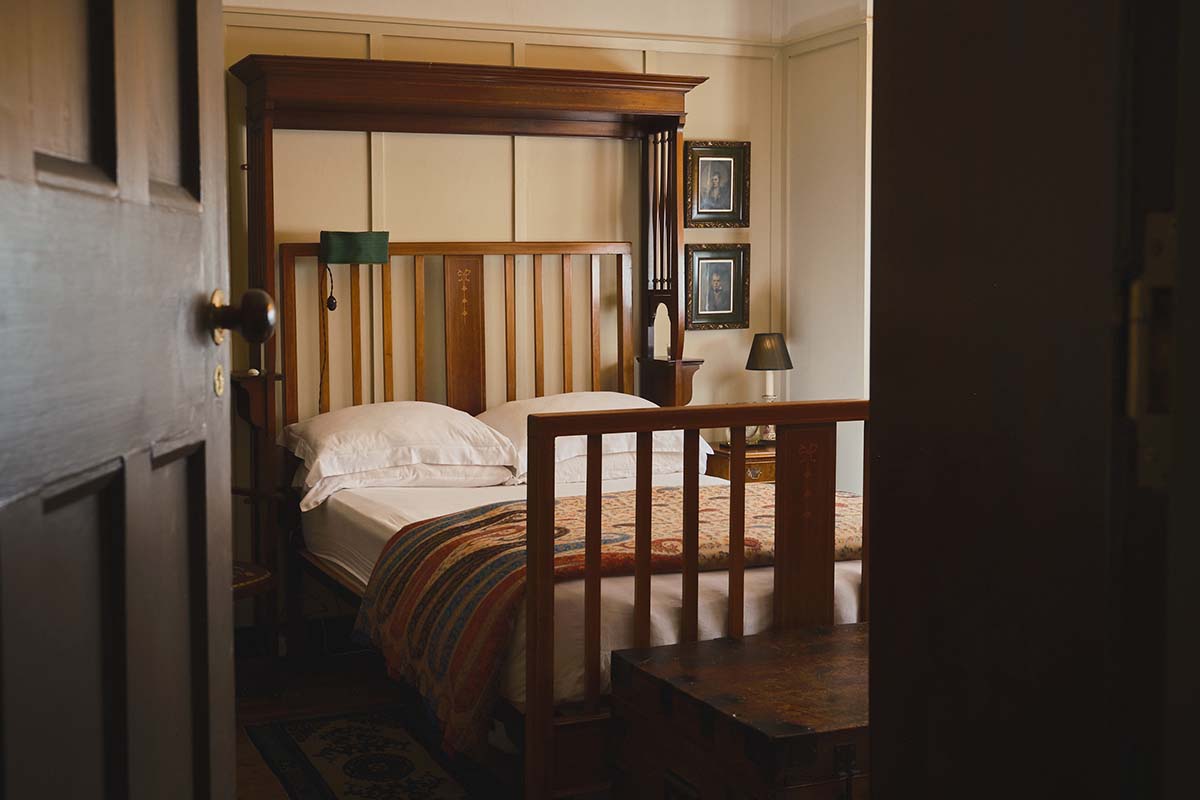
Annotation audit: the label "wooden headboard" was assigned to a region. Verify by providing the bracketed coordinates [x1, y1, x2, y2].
[277, 241, 635, 424]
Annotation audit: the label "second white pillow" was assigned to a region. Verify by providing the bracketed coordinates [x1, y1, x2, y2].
[475, 391, 712, 481]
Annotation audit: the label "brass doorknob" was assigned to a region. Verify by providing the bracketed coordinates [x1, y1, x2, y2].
[209, 288, 277, 345]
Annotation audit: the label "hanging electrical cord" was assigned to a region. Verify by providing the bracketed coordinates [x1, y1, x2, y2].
[318, 264, 337, 409]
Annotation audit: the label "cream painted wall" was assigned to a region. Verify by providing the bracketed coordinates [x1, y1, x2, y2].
[229, 1, 776, 43]
[783, 26, 870, 492]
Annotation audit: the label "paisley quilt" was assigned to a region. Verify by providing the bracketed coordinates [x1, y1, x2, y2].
[355, 483, 862, 752]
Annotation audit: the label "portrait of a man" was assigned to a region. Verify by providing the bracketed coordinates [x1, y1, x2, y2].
[699, 259, 733, 314]
[685, 243, 749, 329]
[697, 157, 734, 212]
[685, 141, 750, 228]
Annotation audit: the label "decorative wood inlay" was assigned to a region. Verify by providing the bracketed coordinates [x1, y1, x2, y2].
[382, 258, 394, 402]
[350, 264, 362, 405]
[774, 423, 837, 628]
[414, 255, 425, 402]
[561, 254, 573, 393]
[533, 254, 545, 397]
[589, 254, 601, 390]
[443, 255, 485, 414]
[505, 254, 517, 402]
[317, 261, 330, 413]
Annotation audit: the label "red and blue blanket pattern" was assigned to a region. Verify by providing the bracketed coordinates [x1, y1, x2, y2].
[354, 483, 863, 752]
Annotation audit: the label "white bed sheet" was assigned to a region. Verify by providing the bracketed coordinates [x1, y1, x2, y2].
[302, 475, 862, 704]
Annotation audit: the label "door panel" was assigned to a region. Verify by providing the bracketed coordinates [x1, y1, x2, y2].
[0, 1, 233, 797]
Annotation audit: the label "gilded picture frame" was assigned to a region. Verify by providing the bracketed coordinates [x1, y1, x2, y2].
[684, 140, 750, 228]
[685, 243, 750, 330]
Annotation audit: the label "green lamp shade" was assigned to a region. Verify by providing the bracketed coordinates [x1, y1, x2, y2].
[319, 231, 390, 264]
[745, 333, 793, 371]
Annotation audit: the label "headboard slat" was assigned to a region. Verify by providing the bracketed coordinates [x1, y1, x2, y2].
[505, 254, 517, 402]
[589, 254, 601, 390]
[619, 253, 635, 393]
[561, 254, 573, 393]
[382, 259, 394, 402]
[533, 254, 545, 398]
[350, 264, 363, 406]
[414, 255, 426, 402]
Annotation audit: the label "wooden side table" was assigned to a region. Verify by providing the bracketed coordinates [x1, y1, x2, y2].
[612, 625, 869, 798]
[705, 441, 777, 483]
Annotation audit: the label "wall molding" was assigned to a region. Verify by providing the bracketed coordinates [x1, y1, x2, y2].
[224, 7, 787, 56]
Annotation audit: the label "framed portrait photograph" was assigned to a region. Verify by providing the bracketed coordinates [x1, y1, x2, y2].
[685, 140, 750, 228]
[685, 243, 750, 330]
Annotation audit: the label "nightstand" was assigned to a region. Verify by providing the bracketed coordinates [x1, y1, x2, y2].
[705, 441, 776, 482]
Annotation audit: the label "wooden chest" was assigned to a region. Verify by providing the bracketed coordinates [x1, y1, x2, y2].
[705, 442, 777, 483]
[611, 625, 869, 799]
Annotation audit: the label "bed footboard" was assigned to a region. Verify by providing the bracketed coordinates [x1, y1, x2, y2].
[523, 399, 870, 799]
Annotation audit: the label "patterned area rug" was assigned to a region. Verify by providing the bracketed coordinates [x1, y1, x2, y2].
[246, 708, 467, 799]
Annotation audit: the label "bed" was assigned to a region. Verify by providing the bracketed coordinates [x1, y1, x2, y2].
[302, 476, 864, 707]
[230, 54, 872, 799]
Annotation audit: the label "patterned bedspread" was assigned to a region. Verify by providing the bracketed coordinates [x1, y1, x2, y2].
[355, 483, 862, 752]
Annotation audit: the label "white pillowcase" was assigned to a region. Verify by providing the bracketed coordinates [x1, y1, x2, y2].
[475, 391, 711, 482]
[280, 401, 519, 495]
[297, 463, 515, 511]
[553, 451, 709, 484]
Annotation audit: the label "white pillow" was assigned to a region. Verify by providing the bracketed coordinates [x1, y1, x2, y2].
[553, 451, 709, 484]
[475, 392, 712, 481]
[280, 401, 519, 486]
[297, 463, 515, 511]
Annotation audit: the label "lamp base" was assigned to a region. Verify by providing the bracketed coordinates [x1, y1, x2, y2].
[757, 393, 778, 442]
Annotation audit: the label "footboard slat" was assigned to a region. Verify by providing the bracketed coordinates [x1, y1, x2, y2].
[522, 399, 868, 800]
[584, 434, 603, 711]
[634, 431, 653, 648]
[681, 429, 700, 643]
[728, 425, 746, 638]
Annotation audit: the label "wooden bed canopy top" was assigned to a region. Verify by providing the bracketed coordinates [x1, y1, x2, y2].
[228, 55, 707, 138]
[231, 53, 707, 413]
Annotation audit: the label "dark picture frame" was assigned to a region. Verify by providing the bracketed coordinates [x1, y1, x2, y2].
[685, 243, 750, 329]
[684, 140, 750, 228]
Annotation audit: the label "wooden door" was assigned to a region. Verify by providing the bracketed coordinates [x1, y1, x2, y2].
[0, 2, 237, 797]
[870, 1, 1127, 798]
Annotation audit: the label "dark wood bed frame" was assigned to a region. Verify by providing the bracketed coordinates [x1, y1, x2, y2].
[230, 54, 871, 800]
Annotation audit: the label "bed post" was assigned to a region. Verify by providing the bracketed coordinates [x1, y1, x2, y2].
[525, 422, 557, 800]
[243, 84, 286, 654]
[638, 123, 702, 406]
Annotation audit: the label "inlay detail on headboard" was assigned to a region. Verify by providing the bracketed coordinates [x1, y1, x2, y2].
[444, 255, 486, 415]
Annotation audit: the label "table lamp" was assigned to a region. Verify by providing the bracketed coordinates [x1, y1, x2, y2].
[745, 332, 793, 442]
